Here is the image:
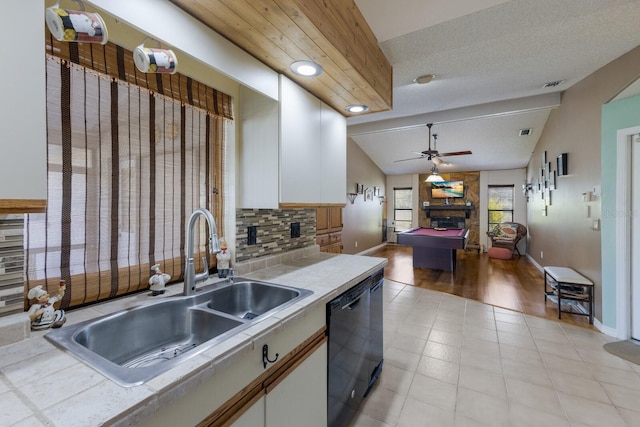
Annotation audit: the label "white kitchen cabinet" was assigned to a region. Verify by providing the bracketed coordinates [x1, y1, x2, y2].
[232, 396, 265, 427]
[0, 1, 47, 213]
[238, 86, 280, 208]
[279, 75, 346, 206]
[139, 305, 325, 427]
[231, 341, 327, 427]
[320, 103, 347, 204]
[279, 75, 323, 205]
[265, 341, 327, 427]
[239, 76, 346, 208]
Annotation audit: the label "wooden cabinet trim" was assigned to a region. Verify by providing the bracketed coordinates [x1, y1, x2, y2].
[198, 327, 327, 427]
[0, 199, 46, 214]
[281, 203, 346, 208]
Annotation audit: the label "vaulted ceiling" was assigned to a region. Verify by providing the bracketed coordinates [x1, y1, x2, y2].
[173, 0, 640, 175]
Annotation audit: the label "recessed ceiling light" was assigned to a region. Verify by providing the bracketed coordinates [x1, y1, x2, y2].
[290, 60, 323, 77]
[346, 104, 369, 114]
[414, 74, 435, 84]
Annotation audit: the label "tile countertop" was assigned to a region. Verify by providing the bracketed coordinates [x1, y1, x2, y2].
[0, 250, 387, 426]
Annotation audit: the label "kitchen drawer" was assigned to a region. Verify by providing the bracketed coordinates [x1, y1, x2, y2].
[316, 233, 330, 247]
[329, 232, 341, 244]
[326, 243, 342, 254]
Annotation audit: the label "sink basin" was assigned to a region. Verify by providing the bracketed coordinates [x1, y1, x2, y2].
[73, 301, 243, 368]
[45, 279, 312, 386]
[208, 281, 311, 320]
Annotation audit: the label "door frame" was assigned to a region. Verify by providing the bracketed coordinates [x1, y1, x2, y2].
[615, 125, 640, 339]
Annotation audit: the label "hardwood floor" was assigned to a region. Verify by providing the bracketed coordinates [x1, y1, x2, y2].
[368, 244, 595, 329]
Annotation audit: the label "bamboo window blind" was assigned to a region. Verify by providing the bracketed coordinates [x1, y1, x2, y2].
[24, 37, 233, 309]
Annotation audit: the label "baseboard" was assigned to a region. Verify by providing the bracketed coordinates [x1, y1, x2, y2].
[594, 318, 620, 339]
[357, 243, 388, 256]
[526, 254, 544, 273]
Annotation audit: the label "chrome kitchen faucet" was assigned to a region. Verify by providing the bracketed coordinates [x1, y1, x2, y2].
[184, 208, 221, 296]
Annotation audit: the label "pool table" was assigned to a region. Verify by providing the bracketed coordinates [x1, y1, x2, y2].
[396, 227, 469, 271]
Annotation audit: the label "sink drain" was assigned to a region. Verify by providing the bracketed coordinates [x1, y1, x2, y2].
[122, 343, 197, 368]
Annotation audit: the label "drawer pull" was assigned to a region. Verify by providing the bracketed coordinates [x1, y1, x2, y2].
[262, 344, 279, 369]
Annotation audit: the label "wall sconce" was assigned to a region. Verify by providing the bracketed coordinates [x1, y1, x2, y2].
[46, 1, 108, 44]
[133, 39, 178, 74]
[347, 193, 358, 204]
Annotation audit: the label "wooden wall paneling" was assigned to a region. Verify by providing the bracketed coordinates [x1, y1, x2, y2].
[170, 0, 392, 115]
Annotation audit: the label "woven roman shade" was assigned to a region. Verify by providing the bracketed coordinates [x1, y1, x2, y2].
[45, 34, 233, 121]
[24, 36, 232, 309]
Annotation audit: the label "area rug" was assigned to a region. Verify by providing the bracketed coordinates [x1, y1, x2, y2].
[603, 340, 640, 365]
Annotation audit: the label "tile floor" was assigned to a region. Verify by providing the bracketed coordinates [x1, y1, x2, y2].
[350, 280, 640, 427]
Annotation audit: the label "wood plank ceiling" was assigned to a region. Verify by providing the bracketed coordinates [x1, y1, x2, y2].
[170, 0, 393, 116]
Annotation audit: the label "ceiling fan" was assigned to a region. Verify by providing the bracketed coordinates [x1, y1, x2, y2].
[395, 123, 472, 163]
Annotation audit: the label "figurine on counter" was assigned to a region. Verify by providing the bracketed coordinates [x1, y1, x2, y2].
[216, 237, 231, 278]
[27, 282, 67, 330]
[149, 264, 171, 296]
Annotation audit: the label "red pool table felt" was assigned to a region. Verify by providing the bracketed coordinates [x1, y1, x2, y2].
[397, 227, 469, 271]
[403, 227, 466, 238]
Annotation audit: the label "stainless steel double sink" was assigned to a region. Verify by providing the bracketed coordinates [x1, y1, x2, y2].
[45, 280, 312, 387]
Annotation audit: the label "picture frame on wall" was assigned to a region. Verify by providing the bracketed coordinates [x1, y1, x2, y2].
[544, 188, 551, 206]
[557, 153, 568, 176]
[549, 170, 556, 190]
[365, 188, 374, 201]
[539, 167, 544, 188]
[545, 162, 552, 182]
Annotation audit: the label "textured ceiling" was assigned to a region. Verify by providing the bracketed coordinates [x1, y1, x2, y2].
[350, 0, 640, 175]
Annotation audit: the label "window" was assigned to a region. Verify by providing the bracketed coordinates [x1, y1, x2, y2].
[488, 185, 514, 229]
[393, 188, 413, 231]
[24, 39, 233, 309]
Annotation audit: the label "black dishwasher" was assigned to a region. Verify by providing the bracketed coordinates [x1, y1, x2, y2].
[365, 268, 384, 396]
[327, 270, 384, 427]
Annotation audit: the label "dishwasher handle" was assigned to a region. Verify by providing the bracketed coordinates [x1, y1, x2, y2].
[341, 289, 368, 310]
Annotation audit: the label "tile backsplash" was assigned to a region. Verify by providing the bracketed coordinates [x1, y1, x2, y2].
[0, 215, 25, 317]
[235, 209, 316, 262]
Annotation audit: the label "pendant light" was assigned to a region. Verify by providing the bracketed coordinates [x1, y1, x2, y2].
[425, 164, 444, 182]
[424, 124, 444, 182]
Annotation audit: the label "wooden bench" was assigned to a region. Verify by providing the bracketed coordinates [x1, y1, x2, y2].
[543, 266, 594, 324]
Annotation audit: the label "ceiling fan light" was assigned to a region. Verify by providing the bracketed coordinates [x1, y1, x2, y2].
[425, 163, 444, 182]
[425, 173, 444, 182]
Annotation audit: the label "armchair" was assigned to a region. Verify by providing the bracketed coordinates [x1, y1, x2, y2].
[487, 223, 527, 256]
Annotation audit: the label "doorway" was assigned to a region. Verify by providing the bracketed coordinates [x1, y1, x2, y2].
[632, 133, 640, 340]
[615, 126, 640, 340]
